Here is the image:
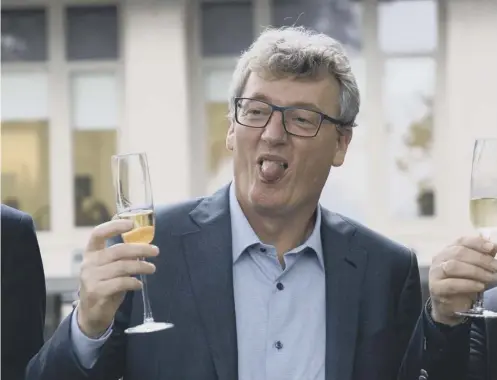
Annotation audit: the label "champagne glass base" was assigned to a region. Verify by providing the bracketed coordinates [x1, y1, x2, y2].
[125, 321, 174, 334]
[455, 309, 497, 319]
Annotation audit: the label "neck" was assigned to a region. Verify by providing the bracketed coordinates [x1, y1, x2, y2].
[237, 194, 318, 257]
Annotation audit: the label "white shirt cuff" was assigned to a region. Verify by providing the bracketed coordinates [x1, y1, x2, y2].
[70, 306, 114, 369]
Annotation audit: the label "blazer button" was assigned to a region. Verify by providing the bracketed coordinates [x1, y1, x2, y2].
[419, 369, 428, 380]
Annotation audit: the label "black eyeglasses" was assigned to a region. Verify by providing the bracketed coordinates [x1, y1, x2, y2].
[234, 97, 355, 138]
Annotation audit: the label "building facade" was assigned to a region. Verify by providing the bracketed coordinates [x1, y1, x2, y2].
[2, 0, 497, 292]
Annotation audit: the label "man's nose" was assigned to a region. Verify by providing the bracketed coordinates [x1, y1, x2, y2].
[260, 111, 287, 144]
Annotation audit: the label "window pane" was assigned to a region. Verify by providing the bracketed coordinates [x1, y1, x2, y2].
[66, 5, 119, 61]
[1, 121, 50, 230]
[1, 71, 50, 229]
[271, 0, 362, 52]
[378, 0, 437, 54]
[384, 57, 436, 218]
[73, 130, 116, 226]
[207, 102, 231, 175]
[1, 8, 47, 62]
[204, 68, 233, 190]
[71, 72, 118, 129]
[204, 69, 233, 103]
[202, 2, 253, 56]
[2, 72, 49, 120]
[71, 72, 118, 226]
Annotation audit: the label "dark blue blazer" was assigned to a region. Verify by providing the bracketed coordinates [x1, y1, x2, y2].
[1, 205, 46, 380]
[25, 186, 474, 380]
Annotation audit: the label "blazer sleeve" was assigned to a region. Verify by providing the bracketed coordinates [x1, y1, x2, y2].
[1, 213, 46, 380]
[26, 236, 132, 380]
[467, 320, 487, 380]
[399, 298, 489, 380]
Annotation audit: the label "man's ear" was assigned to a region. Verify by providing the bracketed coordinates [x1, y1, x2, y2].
[226, 122, 235, 151]
[332, 128, 353, 167]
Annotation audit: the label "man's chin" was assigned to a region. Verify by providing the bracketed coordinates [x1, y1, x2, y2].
[249, 188, 289, 212]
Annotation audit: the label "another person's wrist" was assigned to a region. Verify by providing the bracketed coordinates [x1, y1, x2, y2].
[77, 307, 112, 339]
[427, 298, 469, 329]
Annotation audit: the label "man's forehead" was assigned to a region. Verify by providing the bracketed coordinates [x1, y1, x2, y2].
[242, 72, 341, 110]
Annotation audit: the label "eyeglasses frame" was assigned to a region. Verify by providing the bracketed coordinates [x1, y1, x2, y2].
[234, 97, 357, 138]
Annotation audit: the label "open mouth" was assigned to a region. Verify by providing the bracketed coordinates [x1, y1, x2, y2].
[257, 158, 289, 170]
[257, 156, 289, 183]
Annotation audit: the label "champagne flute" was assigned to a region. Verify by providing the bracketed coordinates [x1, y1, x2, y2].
[111, 152, 174, 333]
[456, 138, 497, 318]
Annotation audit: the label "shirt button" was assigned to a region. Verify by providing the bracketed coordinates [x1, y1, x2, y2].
[274, 341, 283, 350]
[276, 282, 284, 291]
[260, 247, 267, 253]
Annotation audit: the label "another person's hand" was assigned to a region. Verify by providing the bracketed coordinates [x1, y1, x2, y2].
[77, 219, 159, 338]
[429, 235, 497, 326]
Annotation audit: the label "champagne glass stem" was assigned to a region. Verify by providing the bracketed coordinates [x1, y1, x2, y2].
[139, 273, 154, 323]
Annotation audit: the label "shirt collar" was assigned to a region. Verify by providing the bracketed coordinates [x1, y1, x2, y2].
[229, 182, 324, 268]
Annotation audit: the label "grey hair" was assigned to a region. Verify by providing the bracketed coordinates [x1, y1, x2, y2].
[228, 26, 360, 127]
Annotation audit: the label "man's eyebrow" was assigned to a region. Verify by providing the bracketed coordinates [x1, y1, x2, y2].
[245, 93, 323, 112]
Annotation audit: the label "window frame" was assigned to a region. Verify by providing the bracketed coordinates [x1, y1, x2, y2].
[199, 0, 448, 242]
[375, 0, 448, 239]
[1, 0, 124, 237]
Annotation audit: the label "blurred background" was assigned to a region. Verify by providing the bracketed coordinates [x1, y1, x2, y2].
[1, 0, 496, 338]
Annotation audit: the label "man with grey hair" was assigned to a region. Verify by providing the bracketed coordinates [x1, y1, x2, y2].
[27, 26, 485, 380]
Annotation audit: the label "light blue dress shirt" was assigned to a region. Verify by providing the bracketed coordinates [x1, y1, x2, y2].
[71, 183, 326, 379]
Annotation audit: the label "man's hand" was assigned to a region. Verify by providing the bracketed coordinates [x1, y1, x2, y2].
[77, 219, 159, 338]
[429, 235, 497, 326]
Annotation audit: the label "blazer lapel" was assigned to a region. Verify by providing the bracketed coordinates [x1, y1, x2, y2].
[322, 210, 367, 380]
[181, 186, 238, 380]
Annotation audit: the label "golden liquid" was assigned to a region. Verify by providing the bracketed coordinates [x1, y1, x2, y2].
[470, 198, 497, 231]
[119, 209, 155, 244]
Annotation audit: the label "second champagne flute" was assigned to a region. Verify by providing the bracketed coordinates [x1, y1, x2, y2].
[112, 152, 174, 333]
[456, 138, 497, 319]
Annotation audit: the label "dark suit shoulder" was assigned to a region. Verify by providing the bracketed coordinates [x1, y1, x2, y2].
[328, 210, 413, 259]
[1, 204, 33, 230]
[1, 205, 36, 253]
[324, 209, 418, 299]
[154, 196, 205, 232]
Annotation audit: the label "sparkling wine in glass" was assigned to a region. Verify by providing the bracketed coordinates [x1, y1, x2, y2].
[456, 138, 497, 319]
[112, 152, 174, 333]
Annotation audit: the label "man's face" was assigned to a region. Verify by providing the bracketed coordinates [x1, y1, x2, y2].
[226, 72, 352, 216]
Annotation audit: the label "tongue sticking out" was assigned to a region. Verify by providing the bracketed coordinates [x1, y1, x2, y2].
[260, 160, 286, 182]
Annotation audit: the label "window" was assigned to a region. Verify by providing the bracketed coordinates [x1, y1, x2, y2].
[66, 5, 119, 60]
[383, 58, 436, 218]
[272, 0, 362, 51]
[71, 72, 118, 226]
[201, 1, 254, 190]
[1, 8, 47, 62]
[1, 72, 50, 230]
[378, 0, 438, 219]
[378, 0, 438, 54]
[202, 0, 366, 205]
[320, 57, 367, 223]
[204, 68, 234, 192]
[271, 0, 366, 221]
[201, 1, 253, 56]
